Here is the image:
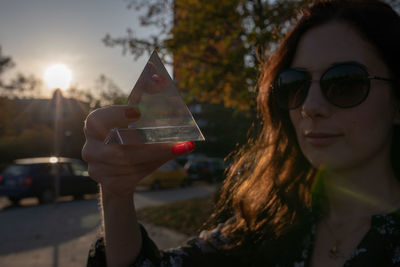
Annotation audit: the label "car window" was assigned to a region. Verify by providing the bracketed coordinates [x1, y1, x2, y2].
[70, 162, 89, 176]
[2, 165, 29, 176]
[159, 161, 173, 170]
[159, 161, 180, 170]
[58, 163, 72, 176]
[35, 163, 56, 175]
[198, 162, 208, 168]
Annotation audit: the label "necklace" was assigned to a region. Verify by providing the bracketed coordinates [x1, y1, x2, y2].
[322, 219, 370, 260]
[328, 240, 343, 259]
[323, 221, 346, 259]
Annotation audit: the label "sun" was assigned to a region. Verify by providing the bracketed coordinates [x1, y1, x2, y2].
[44, 64, 72, 90]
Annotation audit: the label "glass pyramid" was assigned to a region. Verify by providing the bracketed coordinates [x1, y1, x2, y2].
[105, 50, 205, 144]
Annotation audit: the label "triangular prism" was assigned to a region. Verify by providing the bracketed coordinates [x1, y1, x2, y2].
[104, 50, 205, 144]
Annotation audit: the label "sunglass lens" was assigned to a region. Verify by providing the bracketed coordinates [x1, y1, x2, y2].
[321, 64, 369, 108]
[274, 70, 309, 109]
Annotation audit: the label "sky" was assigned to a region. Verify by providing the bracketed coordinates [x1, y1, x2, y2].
[0, 0, 163, 97]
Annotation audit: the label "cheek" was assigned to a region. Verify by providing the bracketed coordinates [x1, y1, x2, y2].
[347, 109, 394, 149]
[349, 89, 397, 143]
[289, 111, 301, 134]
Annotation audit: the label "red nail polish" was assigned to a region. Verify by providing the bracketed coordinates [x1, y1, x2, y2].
[185, 141, 195, 152]
[172, 141, 195, 155]
[125, 107, 141, 118]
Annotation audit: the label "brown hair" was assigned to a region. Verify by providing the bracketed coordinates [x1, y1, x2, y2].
[208, 0, 400, 252]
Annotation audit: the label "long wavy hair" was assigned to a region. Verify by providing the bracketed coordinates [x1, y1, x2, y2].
[207, 0, 400, 253]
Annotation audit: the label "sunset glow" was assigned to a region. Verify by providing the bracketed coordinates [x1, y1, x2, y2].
[44, 64, 72, 90]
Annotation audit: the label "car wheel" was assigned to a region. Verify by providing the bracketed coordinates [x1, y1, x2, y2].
[8, 197, 21, 205]
[151, 180, 161, 190]
[39, 188, 55, 204]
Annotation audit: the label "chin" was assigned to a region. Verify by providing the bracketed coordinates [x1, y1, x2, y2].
[308, 158, 362, 174]
[306, 154, 350, 172]
[301, 145, 350, 171]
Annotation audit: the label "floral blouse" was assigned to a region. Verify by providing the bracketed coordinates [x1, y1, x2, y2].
[87, 210, 400, 267]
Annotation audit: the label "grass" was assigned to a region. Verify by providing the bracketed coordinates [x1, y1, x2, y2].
[136, 195, 214, 235]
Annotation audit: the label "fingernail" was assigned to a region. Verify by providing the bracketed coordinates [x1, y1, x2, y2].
[185, 141, 195, 152]
[125, 107, 141, 118]
[172, 141, 195, 155]
[151, 74, 166, 84]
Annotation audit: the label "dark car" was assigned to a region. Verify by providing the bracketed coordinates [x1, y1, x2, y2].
[184, 157, 226, 183]
[0, 157, 98, 204]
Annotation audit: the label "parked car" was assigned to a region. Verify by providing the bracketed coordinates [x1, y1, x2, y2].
[139, 160, 189, 190]
[184, 157, 226, 183]
[0, 157, 98, 204]
[175, 153, 207, 167]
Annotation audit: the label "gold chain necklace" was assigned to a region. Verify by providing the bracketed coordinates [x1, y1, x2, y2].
[322, 219, 368, 260]
[323, 221, 346, 259]
[328, 240, 344, 259]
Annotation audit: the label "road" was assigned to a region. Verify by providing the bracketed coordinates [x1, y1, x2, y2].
[0, 183, 217, 267]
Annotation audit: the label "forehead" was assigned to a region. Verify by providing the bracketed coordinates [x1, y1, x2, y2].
[290, 21, 389, 75]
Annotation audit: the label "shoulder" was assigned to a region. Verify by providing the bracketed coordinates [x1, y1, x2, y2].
[369, 209, 400, 265]
[189, 216, 237, 252]
[135, 217, 240, 267]
[371, 209, 400, 237]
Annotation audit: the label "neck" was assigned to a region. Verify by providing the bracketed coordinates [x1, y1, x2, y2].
[318, 158, 400, 223]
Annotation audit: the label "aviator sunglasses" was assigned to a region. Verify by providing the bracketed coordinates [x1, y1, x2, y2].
[272, 62, 394, 109]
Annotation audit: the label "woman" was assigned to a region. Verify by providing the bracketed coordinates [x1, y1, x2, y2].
[83, 0, 400, 266]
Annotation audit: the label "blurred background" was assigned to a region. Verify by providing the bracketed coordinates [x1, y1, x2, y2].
[1, 0, 399, 165]
[0, 0, 399, 266]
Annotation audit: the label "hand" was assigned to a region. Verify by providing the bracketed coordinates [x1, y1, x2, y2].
[81, 105, 194, 199]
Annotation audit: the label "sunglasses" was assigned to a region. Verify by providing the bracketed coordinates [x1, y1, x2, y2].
[272, 62, 394, 109]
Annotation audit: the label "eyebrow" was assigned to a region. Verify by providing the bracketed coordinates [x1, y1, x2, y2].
[290, 66, 308, 71]
[329, 60, 366, 68]
[291, 60, 367, 72]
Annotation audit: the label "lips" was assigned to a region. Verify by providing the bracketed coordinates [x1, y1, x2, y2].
[304, 132, 343, 146]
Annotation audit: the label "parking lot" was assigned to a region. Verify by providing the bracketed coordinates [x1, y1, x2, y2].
[0, 183, 217, 267]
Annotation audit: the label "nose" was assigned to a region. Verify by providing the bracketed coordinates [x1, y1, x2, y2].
[300, 81, 331, 118]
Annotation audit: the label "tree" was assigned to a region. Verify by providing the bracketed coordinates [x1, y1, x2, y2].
[95, 74, 128, 106]
[0, 46, 14, 80]
[0, 46, 15, 90]
[64, 74, 128, 109]
[3, 73, 43, 98]
[0, 45, 44, 98]
[104, 0, 399, 111]
[104, 0, 312, 110]
[192, 103, 256, 158]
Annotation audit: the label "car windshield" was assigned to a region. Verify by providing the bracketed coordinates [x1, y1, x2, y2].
[70, 162, 89, 176]
[2, 165, 30, 177]
[159, 161, 179, 170]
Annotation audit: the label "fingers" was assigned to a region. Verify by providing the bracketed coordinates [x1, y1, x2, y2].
[87, 160, 161, 182]
[82, 135, 195, 196]
[82, 139, 189, 166]
[84, 105, 140, 141]
[82, 140, 192, 195]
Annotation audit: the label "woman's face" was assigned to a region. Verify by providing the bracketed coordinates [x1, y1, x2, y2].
[289, 21, 400, 171]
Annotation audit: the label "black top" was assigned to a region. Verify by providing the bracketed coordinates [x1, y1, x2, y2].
[87, 210, 400, 266]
